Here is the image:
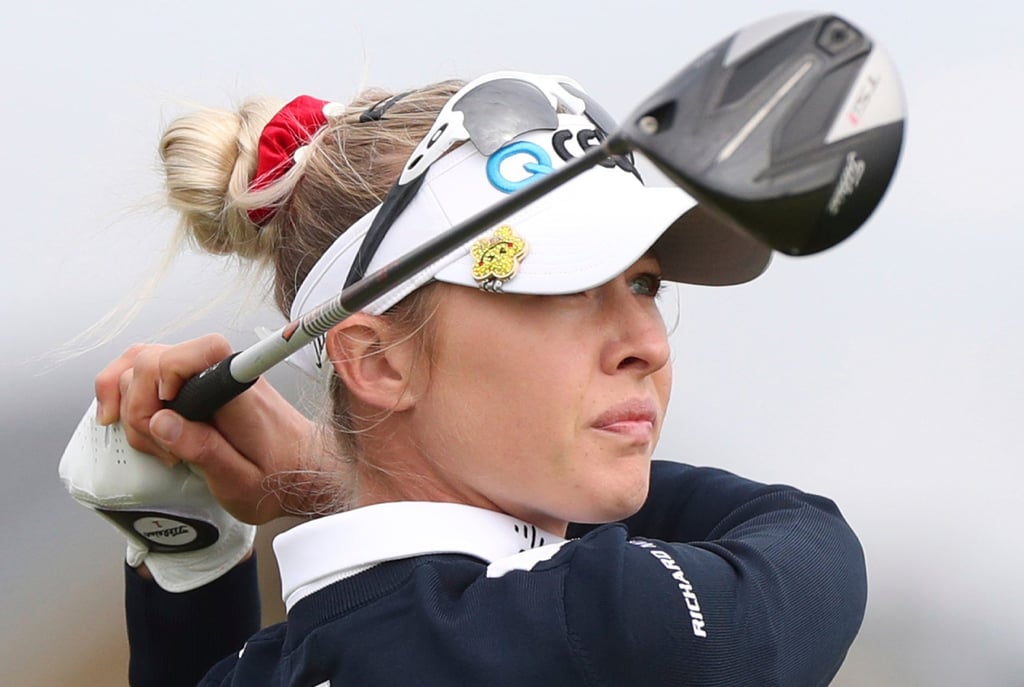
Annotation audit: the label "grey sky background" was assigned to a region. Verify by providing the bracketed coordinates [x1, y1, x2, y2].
[2, 2, 1021, 684]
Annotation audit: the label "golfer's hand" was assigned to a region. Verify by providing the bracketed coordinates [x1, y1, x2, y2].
[94, 334, 319, 524]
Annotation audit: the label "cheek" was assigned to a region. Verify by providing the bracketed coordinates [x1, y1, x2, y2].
[424, 346, 589, 496]
[425, 335, 564, 438]
[437, 305, 586, 416]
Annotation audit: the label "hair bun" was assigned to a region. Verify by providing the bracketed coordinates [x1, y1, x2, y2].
[159, 98, 283, 261]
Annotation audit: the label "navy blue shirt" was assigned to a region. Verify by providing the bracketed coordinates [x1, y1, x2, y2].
[126, 461, 866, 686]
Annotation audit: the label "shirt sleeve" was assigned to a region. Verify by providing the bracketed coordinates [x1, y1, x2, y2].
[564, 460, 866, 686]
[125, 554, 261, 687]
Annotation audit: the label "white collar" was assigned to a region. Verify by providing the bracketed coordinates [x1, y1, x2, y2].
[274, 502, 564, 611]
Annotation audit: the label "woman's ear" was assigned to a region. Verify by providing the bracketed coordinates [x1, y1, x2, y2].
[325, 313, 423, 412]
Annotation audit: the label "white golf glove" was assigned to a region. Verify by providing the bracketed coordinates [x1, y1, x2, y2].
[58, 399, 256, 592]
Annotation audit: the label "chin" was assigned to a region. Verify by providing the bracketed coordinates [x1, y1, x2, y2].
[572, 460, 652, 525]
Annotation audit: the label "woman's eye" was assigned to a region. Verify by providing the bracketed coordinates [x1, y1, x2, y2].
[630, 273, 663, 297]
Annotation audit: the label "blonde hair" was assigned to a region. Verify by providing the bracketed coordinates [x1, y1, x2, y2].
[159, 83, 463, 311]
[159, 80, 464, 512]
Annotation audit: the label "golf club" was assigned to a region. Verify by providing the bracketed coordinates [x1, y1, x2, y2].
[619, 12, 905, 255]
[154, 11, 905, 421]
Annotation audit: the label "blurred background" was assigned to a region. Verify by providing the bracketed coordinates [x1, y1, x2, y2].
[3, 1, 1021, 684]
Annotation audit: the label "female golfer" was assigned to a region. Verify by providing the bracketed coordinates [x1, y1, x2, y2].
[86, 72, 865, 686]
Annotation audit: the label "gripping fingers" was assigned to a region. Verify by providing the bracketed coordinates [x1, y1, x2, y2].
[97, 336, 235, 464]
[88, 334, 283, 523]
[94, 343, 162, 426]
[118, 348, 176, 464]
[148, 409, 273, 524]
[154, 333, 234, 403]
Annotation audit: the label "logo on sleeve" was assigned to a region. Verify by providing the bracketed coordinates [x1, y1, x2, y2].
[631, 540, 708, 638]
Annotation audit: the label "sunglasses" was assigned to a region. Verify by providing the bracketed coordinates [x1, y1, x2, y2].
[343, 71, 625, 288]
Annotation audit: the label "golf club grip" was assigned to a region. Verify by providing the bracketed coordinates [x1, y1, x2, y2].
[165, 353, 256, 422]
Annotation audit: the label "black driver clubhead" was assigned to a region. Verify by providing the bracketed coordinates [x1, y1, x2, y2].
[621, 12, 906, 256]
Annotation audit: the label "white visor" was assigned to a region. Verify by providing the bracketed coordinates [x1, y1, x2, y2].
[289, 113, 771, 376]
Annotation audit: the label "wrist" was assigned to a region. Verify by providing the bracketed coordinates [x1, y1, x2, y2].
[133, 546, 254, 581]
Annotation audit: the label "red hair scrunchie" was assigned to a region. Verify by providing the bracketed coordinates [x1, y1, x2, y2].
[247, 95, 341, 227]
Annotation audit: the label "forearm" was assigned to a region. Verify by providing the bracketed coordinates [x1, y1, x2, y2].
[125, 554, 261, 687]
[567, 460, 866, 685]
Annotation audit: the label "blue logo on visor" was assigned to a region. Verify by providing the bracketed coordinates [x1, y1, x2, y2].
[486, 141, 553, 194]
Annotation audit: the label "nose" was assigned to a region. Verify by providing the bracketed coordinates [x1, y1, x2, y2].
[599, 281, 671, 377]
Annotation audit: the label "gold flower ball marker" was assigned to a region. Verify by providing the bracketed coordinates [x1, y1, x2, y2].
[471, 225, 529, 292]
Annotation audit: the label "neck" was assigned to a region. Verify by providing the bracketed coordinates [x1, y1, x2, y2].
[353, 449, 569, 538]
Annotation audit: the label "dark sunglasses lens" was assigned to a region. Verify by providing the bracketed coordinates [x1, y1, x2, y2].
[454, 79, 560, 154]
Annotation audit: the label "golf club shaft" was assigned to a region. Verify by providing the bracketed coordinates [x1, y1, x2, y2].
[167, 142, 613, 421]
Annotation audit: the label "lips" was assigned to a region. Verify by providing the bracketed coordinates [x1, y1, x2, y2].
[591, 399, 659, 441]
